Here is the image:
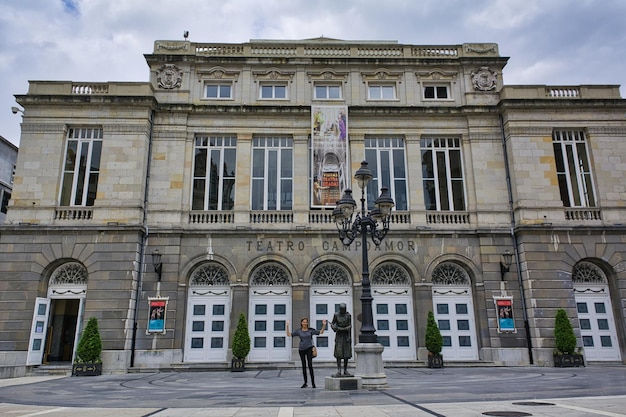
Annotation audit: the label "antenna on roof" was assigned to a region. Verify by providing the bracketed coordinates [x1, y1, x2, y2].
[184, 31, 189, 40]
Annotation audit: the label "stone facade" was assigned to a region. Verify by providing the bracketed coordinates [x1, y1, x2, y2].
[1, 38, 625, 376]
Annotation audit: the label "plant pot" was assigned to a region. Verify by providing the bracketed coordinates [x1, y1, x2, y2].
[231, 357, 245, 372]
[428, 353, 444, 368]
[72, 362, 102, 376]
[554, 354, 584, 368]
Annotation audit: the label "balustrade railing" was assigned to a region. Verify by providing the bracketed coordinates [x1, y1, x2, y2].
[546, 87, 580, 98]
[71, 83, 108, 95]
[54, 208, 93, 221]
[250, 211, 294, 224]
[565, 208, 602, 221]
[426, 211, 470, 225]
[188, 211, 234, 224]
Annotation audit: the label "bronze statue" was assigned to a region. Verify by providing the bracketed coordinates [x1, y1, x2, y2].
[331, 303, 352, 377]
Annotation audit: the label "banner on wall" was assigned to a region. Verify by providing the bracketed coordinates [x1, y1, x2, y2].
[147, 297, 168, 334]
[311, 106, 349, 208]
[494, 297, 516, 333]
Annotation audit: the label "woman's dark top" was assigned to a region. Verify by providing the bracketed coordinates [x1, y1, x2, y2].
[292, 328, 320, 351]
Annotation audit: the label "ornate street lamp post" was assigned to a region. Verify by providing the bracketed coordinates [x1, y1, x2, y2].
[332, 160, 394, 388]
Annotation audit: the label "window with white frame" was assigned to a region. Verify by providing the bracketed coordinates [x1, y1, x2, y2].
[192, 136, 237, 211]
[368, 84, 396, 100]
[252, 136, 293, 210]
[259, 83, 288, 100]
[421, 137, 466, 211]
[205, 83, 232, 99]
[552, 130, 596, 207]
[314, 83, 342, 100]
[364, 137, 408, 211]
[60, 127, 103, 206]
[423, 84, 450, 100]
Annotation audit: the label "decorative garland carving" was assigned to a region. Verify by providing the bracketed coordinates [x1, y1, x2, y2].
[432, 262, 470, 286]
[190, 263, 230, 286]
[49, 262, 88, 286]
[250, 263, 291, 286]
[157, 64, 183, 89]
[572, 261, 607, 284]
[311, 264, 350, 286]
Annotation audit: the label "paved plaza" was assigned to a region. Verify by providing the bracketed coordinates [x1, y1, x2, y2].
[0, 365, 625, 416]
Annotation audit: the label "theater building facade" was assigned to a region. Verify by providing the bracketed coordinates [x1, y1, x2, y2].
[1, 38, 625, 375]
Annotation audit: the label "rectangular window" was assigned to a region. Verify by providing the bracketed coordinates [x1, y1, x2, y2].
[60, 127, 103, 207]
[205, 83, 232, 99]
[1, 190, 10, 214]
[364, 137, 408, 211]
[192, 136, 236, 211]
[552, 130, 596, 207]
[423, 85, 450, 100]
[251, 136, 293, 210]
[421, 137, 466, 211]
[368, 84, 396, 100]
[314, 84, 342, 100]
[260, 84, 287, 99]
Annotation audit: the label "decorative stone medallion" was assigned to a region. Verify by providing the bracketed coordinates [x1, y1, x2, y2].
[157, 64, 183, 89]
[471, 66, 497, 91]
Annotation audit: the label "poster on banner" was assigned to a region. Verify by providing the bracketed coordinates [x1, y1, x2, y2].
[311, 105, 349, 208]
[147, 297, 168, 334]
[494, 297, 516, 333]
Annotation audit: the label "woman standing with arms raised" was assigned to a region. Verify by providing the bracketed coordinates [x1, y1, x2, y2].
[286, 317, 326, 388]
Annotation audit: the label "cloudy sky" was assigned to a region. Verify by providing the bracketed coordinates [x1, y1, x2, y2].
[1, 0, 625, 146]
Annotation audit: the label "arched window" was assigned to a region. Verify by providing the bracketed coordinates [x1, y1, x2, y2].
[250, 263, 290, 286]
[49, 262, 87, 286]
[372, 263, 410, 286]
[311, 263, 350, 286]
[432, 262, 470, 286]
[190, 263, 230, 286]
[572, 261, 607, 284]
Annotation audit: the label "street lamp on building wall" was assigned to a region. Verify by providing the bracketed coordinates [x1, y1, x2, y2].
[332, 160, 394, 387]
[152, 249, 163, 282]
[500, 250, 513, 281]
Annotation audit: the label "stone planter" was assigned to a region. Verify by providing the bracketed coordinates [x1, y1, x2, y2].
[231, 357, 245, 372]
[427, 353, 444, 368]
[554, 354, 584, 367]
[72, 362, 102, 376]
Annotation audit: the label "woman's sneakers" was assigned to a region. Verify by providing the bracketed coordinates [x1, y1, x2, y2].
[312, 383, 316, 388]
[301, 383, 308, 388]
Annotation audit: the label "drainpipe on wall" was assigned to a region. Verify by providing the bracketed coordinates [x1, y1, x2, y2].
[500, 114, 534, 365]
[130, 109, 155, 368]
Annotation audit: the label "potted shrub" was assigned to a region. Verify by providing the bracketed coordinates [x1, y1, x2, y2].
[72, 317, 103, 376]
[553, 308, 584, 367]
[425, 311, 444, 368]
[231, 312, 251, 372]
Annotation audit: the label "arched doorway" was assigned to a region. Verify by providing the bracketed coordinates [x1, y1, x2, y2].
[371, 262, 416, 361]
[431, 261, 479, 361]
[184, 262, 231, 362]
[27, 262, 87, 366]
[309, 262, 353, 361]
[248, 262, 292, 362]
[573, 261, 621, 361]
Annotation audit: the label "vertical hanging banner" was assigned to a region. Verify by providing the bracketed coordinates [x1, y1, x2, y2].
[311, 106, 349, 208]
[147, 297, 168, 334]
[494, 297, 516, 333]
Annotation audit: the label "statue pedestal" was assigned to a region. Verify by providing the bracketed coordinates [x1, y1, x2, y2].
[354, 342, 388, 388]
[324, 375, 362, 391]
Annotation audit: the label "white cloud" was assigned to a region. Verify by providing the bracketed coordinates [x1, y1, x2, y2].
[1, 0, 624, 146]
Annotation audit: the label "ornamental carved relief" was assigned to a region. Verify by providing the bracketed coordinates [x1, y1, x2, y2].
[311, 263, 351, 286]
[156, 64, 183, 89]
[49, 262, 88, 285]
[250, 263, 291, 286]
[372, 263, 410, 286]
[471, 66, 497, 91]
[432, 262, 470, 286]
[572, 261, 607, 284]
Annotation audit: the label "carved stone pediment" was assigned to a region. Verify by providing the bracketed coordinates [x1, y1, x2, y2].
[360, 69, 403, 83]
[416, 68, 458, 81]
[196, 66, 240, 81]
[306, 69, 349, 83]
[252, 68, 295, 83]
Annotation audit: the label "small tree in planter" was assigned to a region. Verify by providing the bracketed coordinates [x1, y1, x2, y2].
[425, 311, 444, 368]
[72, 317, 103, 376]
[553, 308, 584, 367]
[231, 312, 251, 372]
